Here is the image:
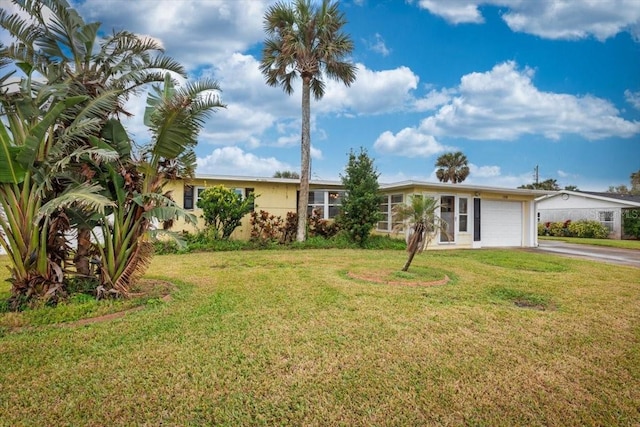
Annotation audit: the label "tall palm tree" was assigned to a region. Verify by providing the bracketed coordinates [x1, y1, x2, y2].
[260, 0, 356, 242]
[1, 0, 186, 275]
[393, 195, 448, 272]
[435, 151, 470, 184]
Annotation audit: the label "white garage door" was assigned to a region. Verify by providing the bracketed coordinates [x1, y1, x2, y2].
[481, 200, 522, 247]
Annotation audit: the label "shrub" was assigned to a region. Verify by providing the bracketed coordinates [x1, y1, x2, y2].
[548, 221, 569, 237]
[197, 185, 256, 239]
[250, 210, 284, 243]
[308, 209, 340, 238]
[623, 209, 640, 239]
[538, 223, 549, 236]
[567, 220, 609, 239]
[282, 212, 298, 244]
[153, 240, 180, 255]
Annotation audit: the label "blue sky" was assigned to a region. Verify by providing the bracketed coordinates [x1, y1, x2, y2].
[4, 0, 639, 190]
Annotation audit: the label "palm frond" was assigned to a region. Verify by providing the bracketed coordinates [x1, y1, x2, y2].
[37, 181, 114, 221]
[0, 8, 42, 48]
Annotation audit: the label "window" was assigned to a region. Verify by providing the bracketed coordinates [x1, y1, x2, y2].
[184, 185, 194, 210]
[196, 187, 206, 206]
[598, 210, 614, 233]
[245, 188, 255, 211]
[377, 194, 404, 232]
[459, 197, 468, 232]
[306, 190, 345, 219]
[186, 186, 255, 210]
[440, 195, 455, 243]
[183, 186, 207, 209]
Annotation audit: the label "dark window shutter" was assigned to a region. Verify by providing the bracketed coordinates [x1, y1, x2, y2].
[184, 185, 194, 210]
[473, 198, 481, 241]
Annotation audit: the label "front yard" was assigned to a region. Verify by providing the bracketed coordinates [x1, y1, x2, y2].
[1, 249, 639, 425]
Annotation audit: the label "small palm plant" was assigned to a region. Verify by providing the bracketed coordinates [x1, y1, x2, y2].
[393, 195, 448, 272]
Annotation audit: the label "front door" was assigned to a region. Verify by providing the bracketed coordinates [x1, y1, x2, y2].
[440, 195, 455, 242]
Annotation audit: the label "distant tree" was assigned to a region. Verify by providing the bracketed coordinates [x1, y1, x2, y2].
[564, 185, 579, 191]
[519, 179, 560, 191]
[435, 151, 470, 183]
[393, 195, 448, 272]
[611, 170, 640, 195]
[336, 148, 382, 246]
[197, 185, 256, 239]
[260, 0, 357, 242]
[607, 185, 630, 194]
[631, 170, 640, 194]
[274, 171, 300, 179]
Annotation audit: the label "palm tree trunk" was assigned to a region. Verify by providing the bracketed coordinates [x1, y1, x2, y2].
[74, 226, 92, 276]
[402, 247, 417, 272]
[402, 222, 425, 272]
[297, 76, 312, 242]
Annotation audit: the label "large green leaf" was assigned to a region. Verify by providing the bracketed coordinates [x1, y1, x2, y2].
[0, 121, 26, 183]
[16, 95, 88, 166]
[100, 119, 131, 157]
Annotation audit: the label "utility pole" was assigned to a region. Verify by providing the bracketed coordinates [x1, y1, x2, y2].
[534, 165, 539, 185]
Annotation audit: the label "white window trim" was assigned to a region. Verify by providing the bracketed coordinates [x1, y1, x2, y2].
[598, 210, 615, 233]
[377, 193, 404, 232]
[308, 190, 344, 219]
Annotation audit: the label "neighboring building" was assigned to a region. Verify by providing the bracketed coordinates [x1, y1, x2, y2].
[536, 190, 640, 239]
[166, 175, 546, 249]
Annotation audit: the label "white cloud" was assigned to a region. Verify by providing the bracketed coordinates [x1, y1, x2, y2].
[414, 0, 640, 41]
[74, 0, 271, 68]
[196, 146, 292, 176]
[373, 61, 639, 160]
[416, 0, 484, 24]
[373, 128, 454, 157]
[469, 164, 500, 178]
[413, 88, 455, 112]
[317, 63, 419, 115]
[368, 33, 391, 56]
[419, 61, 640, 141]
[310, 146, 324, 160]
[199, 104, 276, 146]
[625, 89, 640, 110]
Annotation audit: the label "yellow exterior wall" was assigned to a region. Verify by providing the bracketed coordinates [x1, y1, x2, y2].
[166, 178, 342, 240]
[165, 177, 539, 247]
[374, 187, 539, 250]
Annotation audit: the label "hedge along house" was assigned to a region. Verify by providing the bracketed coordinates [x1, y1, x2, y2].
[536, 190, 640, 239]
[165, 175, 545, 249]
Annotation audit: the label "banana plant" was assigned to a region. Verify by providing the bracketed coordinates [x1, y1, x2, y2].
[0, 85, 114, 307]
[91, 74, 223, 295]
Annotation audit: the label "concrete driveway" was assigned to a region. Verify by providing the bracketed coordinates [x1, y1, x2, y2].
[534, 240, 640, 268]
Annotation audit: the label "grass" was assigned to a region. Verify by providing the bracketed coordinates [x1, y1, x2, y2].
[540, 235, 640, 250]
[1, 249, 639, 425]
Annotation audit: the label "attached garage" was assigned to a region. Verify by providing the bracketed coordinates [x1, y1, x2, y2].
[480, 200, 523, 247]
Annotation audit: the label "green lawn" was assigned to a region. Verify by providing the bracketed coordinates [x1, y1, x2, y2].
[1, 249, 639, 425]
[540, 235, 640, 250]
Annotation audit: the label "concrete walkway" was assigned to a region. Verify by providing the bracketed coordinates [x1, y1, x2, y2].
[535, 240, 640, 268]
